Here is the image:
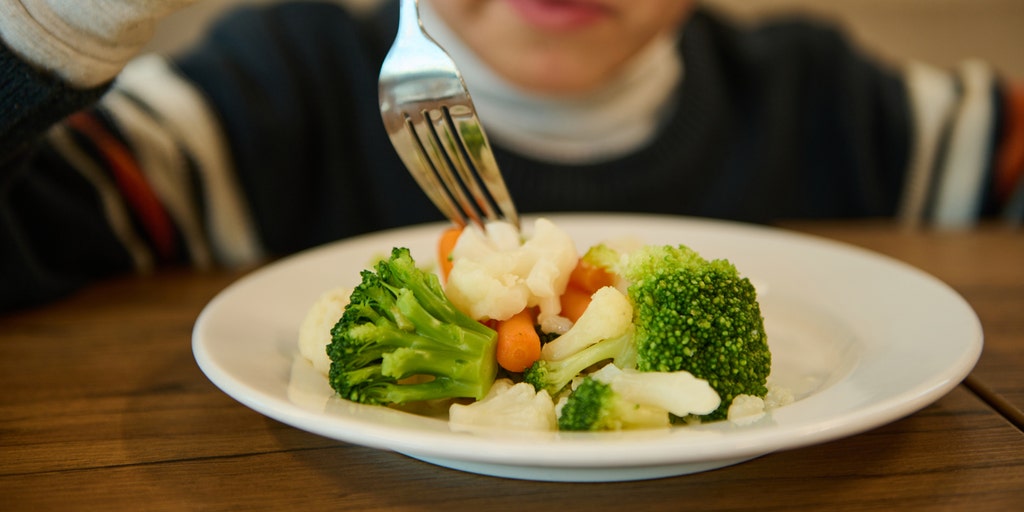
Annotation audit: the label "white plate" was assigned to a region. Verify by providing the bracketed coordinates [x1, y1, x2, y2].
[192, 213, 982, 482]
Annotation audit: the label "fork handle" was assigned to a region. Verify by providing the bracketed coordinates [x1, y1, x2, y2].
[397, 0, 423, 41]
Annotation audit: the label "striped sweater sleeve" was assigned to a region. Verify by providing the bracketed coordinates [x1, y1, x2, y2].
[1, 52, 263, 311]
[899, 60, 1024, 227]
[85, 55, 263, 267]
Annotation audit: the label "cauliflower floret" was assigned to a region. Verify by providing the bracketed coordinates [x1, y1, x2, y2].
[298, 286, 350, 375]
[727, 394, 767, 426]
[539, 286, 632, 361]
[726, 382, 794, 426]
[592, 364, 721, 418]
[449, 378, 557, 431]
[445, 218, 577, 332]
[765, 382, 796, 410]
[725, 381, 794, 426]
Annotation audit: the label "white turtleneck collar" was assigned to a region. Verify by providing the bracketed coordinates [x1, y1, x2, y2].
[418, 0, 684, 165]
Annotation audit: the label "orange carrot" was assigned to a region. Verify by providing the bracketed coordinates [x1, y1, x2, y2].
[437, 225, 463, 281]
[494, 309, 541, 373]
[558, 258, 616, 322]
[567, 258, 615, 294]
[559, 285, 593, 324]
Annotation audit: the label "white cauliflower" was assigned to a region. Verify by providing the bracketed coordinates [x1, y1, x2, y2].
[727, 395, 767, 426]
[449, 378, 557, 431]
[444, 218, 577, 332]
[591, 364, 721, 418]
[765, 382, 796, 410]
[297, 286, 350, 376]
[539, 286, 632, 361]
[727, 382, 794, 426]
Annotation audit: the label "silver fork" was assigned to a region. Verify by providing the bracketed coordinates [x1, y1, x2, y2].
[378, 0, 519, 229]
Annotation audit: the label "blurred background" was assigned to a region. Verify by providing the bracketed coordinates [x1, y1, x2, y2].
[148, 0, 1024, 79]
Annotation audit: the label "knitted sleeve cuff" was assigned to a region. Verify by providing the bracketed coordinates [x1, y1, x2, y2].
[0, 40, 108, 162]
[0, 0, 197, 87]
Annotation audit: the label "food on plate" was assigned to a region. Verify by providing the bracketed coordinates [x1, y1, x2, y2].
[444, 218, 578, 334]
[449, 378, 557, 432]
[556, 363, 721, 431]
[575, 243, 772, 420]
[298, 286, 351, 376]
[300, 217, 784, 431]
[521, 294, 637, 399]
[325, 247, 499, 405]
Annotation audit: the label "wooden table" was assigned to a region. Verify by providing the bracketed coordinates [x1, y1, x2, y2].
[2, 221, 1022, 511]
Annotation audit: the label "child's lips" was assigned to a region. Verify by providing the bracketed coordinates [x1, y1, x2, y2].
[504, 0, 612, 30]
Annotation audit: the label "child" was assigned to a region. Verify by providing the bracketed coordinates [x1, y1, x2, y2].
[1, 0, 1021, 311]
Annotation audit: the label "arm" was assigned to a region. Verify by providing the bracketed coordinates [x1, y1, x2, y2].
[0, 0, 198, 158]
[1, 1, 425, 312]
[0, 0, 201, 311]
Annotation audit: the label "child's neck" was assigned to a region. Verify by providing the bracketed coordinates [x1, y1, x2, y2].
[419, 1, 684, 165]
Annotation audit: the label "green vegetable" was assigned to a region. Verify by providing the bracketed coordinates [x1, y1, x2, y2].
[327, 247, 499, 405]
[524, 242, 770, 421]
[598, 244, 771, 420]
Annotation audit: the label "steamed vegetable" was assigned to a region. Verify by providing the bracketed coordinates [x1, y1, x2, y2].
[326, 247, 498, 405]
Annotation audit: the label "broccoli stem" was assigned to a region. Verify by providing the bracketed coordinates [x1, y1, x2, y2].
[393, 288, 493, 353]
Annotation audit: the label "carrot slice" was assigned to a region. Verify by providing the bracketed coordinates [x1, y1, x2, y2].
[559, 258, 617, 322]
[567, 259, 615, 294]
[437, 226, 463, 281]
[494, 309, 541, 373]
[559, 285, 593, 324]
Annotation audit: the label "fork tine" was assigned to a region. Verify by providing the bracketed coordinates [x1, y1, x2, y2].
[409, 109, 485, 228]
[393, 114, 467, 226]
[446, 109, 520, 228]
[429, 107, 502, 223]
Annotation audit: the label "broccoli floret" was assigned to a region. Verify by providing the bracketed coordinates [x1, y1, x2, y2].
[522, 327, 636, 397]
[327, 247, 498, 405]
[590, 244, 771, 421]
